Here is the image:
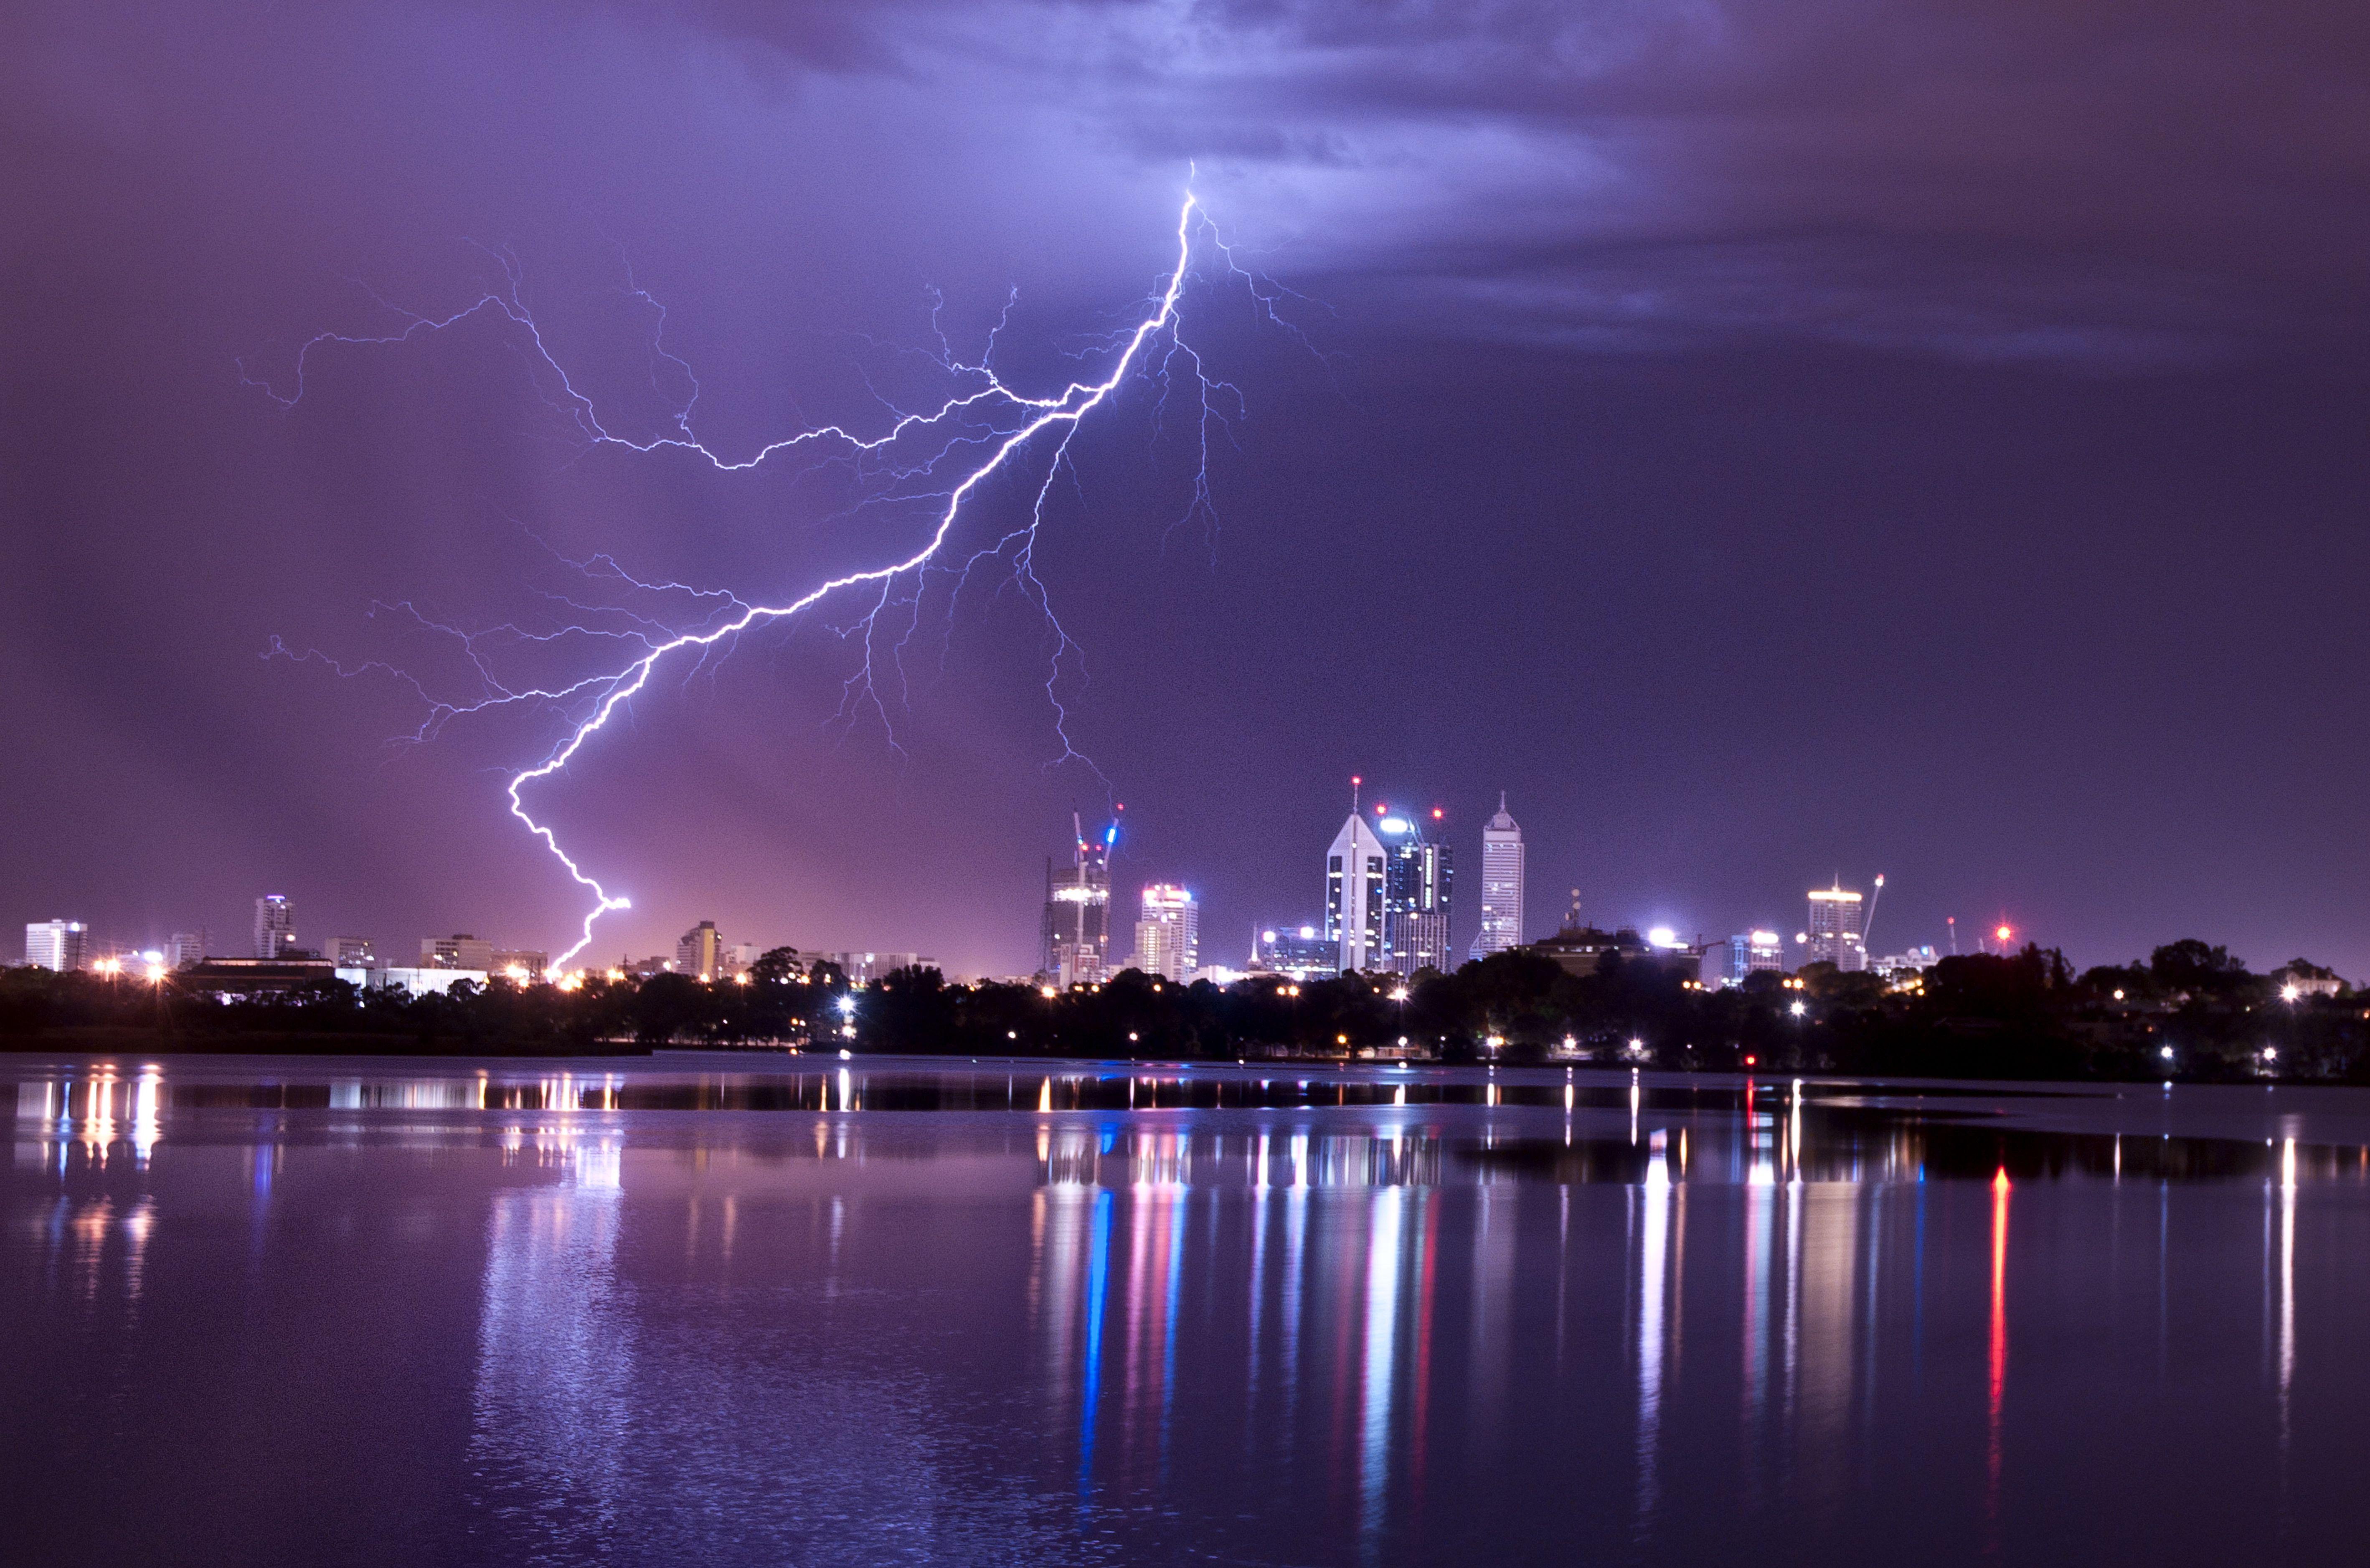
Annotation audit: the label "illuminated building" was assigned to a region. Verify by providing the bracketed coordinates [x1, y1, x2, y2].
[1872, 946, 1939, 983]
[1533, 925, 1662, 978]
[189, 956, 339, 996]
[253, 895, 296, 959]
[1134, 884, 1199, 982]
[1472, 793, 1525, 959]
[24, 919, 89, 972]
[420, 933, 496, 972]
[1712, 930, 1787, 987]
[493, 948, 550, 983]
[1377, 809, 1454, 974]
[821, 951, 936, 982]
[1043, 812, 1114, 986]
[1327, 797, 1388, 973]
[339, 964, 486, 997]
[165, 931, 207, 969]
[1804, 883, 1867, 972]
[1257, 923, 1336, 979]
[330, 936, 377, 967]
[676, 921, 723, 980]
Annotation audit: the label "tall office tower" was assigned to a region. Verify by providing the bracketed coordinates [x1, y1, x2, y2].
[1715, 930, 1787, 986]
[1133, 884, 1198, 982]
[1804, 883, 1868, 972]
[420, 933, 497, 972]
[254, 895, 296, 959]
[165, 931, 208, 969]
[330, 936, 378, 967]
[1042, 813, 1114, 987]
[677, 921, 724, 979]
[1377, 809, 1455, 974]
[24, 919, 89, 972]
[1327, 786, 1389, 973]
[1471, 792, 1525, 959]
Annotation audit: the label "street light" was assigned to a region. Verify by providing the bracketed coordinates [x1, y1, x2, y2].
[1789, 1000, 1807, 1018]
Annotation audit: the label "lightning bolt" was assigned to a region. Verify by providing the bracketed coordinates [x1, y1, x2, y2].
[261, 184, 1251, 969]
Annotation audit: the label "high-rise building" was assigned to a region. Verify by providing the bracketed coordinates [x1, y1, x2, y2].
[677, 921, 723, 979]
[1711, 930, 1786, 987]
[1043, 813, 1114, 987]
[25, 920, 89, 972]
[1133, 884, 1199, 983]
[165, 931, 208, 969]
[1327, 797, 1388, 973]
[330, 936, 377, 967]
[1804, 883, 1868, 972]
[1472, 793, 1525, 959]
[420, 933, 496, 972]
[254, 896, 296, 960]
[1377, 809, 1454, 974]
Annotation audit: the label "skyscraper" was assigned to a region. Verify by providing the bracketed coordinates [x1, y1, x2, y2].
[1043, 813, 1114, 987]
[1133, 884, 1198, 982]
[165, 931, 208, 969]
[1378, 809, 1454, 974]
[1472, 792, 1525, 958]
[254, 895, 296, 960]
[24, 919, 88, 972]
[1804, 883, 1868, 972]
[677, 921, 723, 979]
[1326, 792, 1388, 973]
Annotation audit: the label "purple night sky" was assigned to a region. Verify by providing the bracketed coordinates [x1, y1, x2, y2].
[5, 0, 2368, 977]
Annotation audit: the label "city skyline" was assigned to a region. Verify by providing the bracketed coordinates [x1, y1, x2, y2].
[8, 784, 2182, 986]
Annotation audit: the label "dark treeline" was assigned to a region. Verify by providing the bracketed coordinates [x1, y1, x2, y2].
[3, 939, 2365, 1081]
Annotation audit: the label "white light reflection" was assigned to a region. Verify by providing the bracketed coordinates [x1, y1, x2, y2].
[1358, 1185, 1406, 1552]
[1636, 1129, 1671, 1532]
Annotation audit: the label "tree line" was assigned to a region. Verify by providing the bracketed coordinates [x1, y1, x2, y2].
[1, 938, 2363, 1081]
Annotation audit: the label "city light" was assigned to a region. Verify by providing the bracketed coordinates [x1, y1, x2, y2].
[1646, 926, 1677, 948]
[1790, 1000, 1807, 1017]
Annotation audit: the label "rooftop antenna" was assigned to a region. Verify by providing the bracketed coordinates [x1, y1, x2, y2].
[1351, 774, 1363, 815]
[1946, 915, 1958, 956]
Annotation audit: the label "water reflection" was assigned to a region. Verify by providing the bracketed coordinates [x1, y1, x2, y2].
[470, 1127, 629, 1558]
[12, 1059, 2370, 1565]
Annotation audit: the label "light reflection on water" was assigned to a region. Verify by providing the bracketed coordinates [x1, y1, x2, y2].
[5, 1055, 2367, 1565]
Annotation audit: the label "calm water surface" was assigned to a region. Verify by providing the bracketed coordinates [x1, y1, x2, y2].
[7, 1054, 2368, 1565]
